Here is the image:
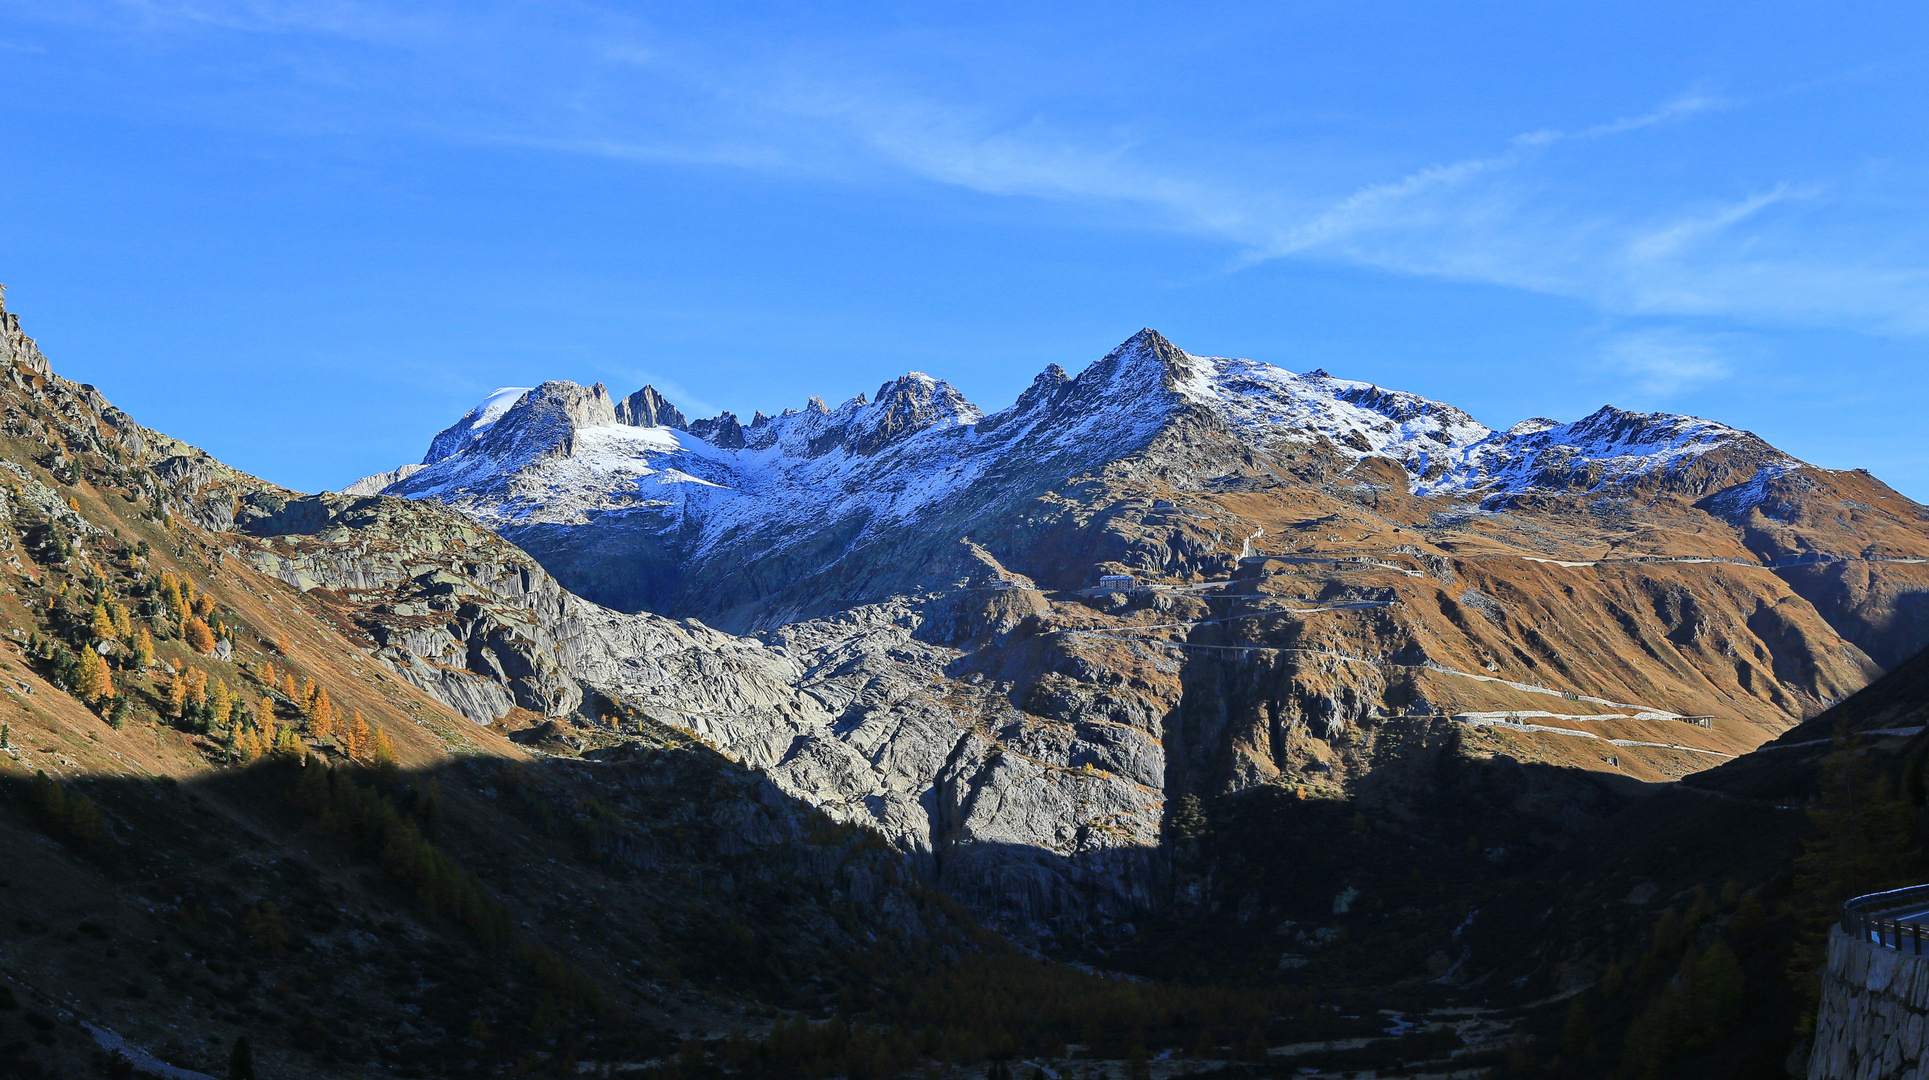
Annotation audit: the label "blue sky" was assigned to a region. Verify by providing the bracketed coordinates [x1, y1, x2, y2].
[1, 2, 1926, 498]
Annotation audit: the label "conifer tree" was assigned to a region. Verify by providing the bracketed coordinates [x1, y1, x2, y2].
[90, 602, 115, 642]
[346, 711, 371, 759]
[160, 571, 184, 616]
[372, 727, 397, 767]
[193, 592, 216, 619]
[258, 705, 278, 751]
[112, 601, 133, 638]
[299, 677, 317, 715]
[211, 680, 233, 728]
[133, 627, 155, 669]
[166, 669, 189, 719]
[282, 672, 299, 700]
[261, 661, 277, 691]
[273, 725, 301, 755]
[183, 616, 217, 654]
[311, 687, 336, 740]
[77, 647, 114, 705]
[187, 668, 209, 708]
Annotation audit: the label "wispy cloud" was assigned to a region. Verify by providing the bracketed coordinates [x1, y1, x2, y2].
[1599, 329, 1736, 397]
[32, 0, 1929, 338]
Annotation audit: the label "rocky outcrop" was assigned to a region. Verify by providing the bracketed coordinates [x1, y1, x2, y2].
[0, 286, 52, 376]
[336, 326, 1929, 937]
[687, 411, 747, 448]
[225, 491, 1169, 942]
[342, 462, 425, 495]
[13, 280, 1923, 946]
[1809, 926, 1929, 1080]
[615, 385, 687, 429]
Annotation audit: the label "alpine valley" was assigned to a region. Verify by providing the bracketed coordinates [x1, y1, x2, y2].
[4, 291, 1929, 1080]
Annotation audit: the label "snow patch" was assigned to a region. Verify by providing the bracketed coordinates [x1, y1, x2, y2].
[386, 332, 1803, 582]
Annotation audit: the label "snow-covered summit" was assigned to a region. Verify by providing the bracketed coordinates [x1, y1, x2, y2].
[724, 371, 985, 459]
[391, 330, 1795, 518]
[1189, 355, 1493, 481]
[424, 386, 533, 464]
[1415, 405, 1794, 502]
[371, 329, 1804, 617]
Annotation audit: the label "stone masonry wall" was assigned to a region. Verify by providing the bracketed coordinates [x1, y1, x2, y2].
[1810, 926, 1929, 1080]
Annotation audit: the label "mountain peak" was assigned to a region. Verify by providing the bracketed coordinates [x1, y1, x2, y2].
[1070, 328, 1217, 407]
[468, 381, 616, 461]
[423, 386, 534, 463]
[615, 385, 687, 430]
[845, 371, 980, 456]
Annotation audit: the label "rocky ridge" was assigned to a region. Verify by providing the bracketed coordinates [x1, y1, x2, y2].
[3, 290, 1918, 947]
[316, 327, 1929, 940]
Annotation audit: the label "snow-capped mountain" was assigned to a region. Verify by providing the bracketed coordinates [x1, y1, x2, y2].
[362, 329, 1802, 624]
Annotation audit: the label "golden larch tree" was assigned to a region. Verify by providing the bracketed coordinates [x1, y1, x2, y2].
[77, 647, 114, 705]
[166, 668, 189, 718]
[312, 687, 336, 738]
[210, 680, 233, 728]
[90, 603, 115, 642]
[372, 726, 397, 767]
[183, 616, 216, 654]
[132, 627, 155, 669]
[309, 687, 336, 741]
[345, 711, 371, 759]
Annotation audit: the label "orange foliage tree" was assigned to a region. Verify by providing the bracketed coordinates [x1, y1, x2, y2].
[183, 616, 217, 654]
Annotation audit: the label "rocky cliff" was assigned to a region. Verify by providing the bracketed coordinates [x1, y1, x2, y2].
[321, 327, 1929, 941]
[0, 289, 978, 1080]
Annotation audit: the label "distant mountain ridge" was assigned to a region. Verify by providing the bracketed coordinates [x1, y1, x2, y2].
[6, 288, 1929, 984]
[381, 329, 1792, 519]
[359, 328, 1833, 630]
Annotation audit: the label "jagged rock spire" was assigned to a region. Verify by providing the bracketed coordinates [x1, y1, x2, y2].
[848, 372, 981, 456]
[0, 285, 53, 378]
[469, 381, 617, 461]
[615, 385, 688, 430]
[688, 412, 747, 448]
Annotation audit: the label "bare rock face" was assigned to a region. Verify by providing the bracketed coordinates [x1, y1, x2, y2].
[687, 411, 747, 448]
[13, 270, 1908, 947]
[614, 385, 687, 429]
[0, 288, 52, 376]
[224, 492, 1166, 942]
[341, 327, 1929, 940]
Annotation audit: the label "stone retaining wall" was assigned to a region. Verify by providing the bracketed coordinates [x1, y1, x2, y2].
[1810, 926, 1929, 1080]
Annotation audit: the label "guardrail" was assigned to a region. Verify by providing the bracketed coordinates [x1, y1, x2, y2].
[1841, 884, 1929, 954]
